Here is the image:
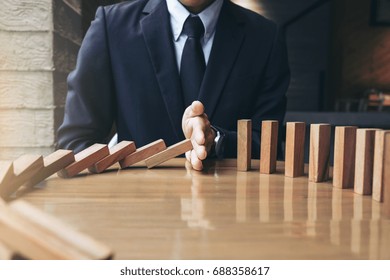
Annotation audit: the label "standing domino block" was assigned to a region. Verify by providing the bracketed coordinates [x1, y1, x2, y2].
[354, 129, 377, 195]
[383, 133, 390, 217]
[309, 124, 331, 182]
[260, 120, 278, 174]
[285, 122, 306, 177]
[119, 139, 166, 168]
[237, 120, 252, 171]
[0, 200, 113, 260]
[333, 126, 357, 189]
[145, 139, 193, 168]
[0, 155, 44, 199]
[89, 141, 136, 173]
[24, 150, 75, 188]
[373, 130, 388, 201]
[57, 144, 109, 178]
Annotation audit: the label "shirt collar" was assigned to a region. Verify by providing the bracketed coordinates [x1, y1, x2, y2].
[166, 0, 224, 41]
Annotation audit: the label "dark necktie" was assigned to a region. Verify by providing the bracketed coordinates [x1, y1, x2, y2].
[180, 15, 206, 107]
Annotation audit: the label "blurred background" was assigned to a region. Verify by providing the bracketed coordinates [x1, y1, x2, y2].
[1, 0, 390, 160]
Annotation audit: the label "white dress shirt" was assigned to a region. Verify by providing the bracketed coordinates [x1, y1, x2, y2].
[166, 0, 224, 71]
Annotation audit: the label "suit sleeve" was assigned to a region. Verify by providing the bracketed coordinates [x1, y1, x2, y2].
[215, 25, 290, 159]
[57, 7, 116, 153]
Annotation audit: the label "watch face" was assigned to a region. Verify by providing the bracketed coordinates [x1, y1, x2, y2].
[214, 130, 221, 143]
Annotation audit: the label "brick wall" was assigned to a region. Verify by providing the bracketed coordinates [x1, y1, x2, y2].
[329, 0, 390, 105]
[0, 0, 82, 160]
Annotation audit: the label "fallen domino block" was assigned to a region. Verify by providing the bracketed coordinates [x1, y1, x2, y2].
[0, 242, 14, 260]
[119, 139, 166, 168]
[145, 139, 193, 168]
[57, 144, 109, 178]
[89, 141, 136, 173]
[24, 150, 75, 188]
[0, 155, 44, 199]
[0, 200, 113, 260]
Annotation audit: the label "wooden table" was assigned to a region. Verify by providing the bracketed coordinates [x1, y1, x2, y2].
[15, 159, 390, 259]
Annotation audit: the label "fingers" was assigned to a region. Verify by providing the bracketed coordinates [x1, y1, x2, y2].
[182, 100, 214, 171]
[190, 149, 203, 171]
[182, 101, 205, 135]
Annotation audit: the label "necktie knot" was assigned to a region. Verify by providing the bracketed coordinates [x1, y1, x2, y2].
[183, 16, 204, 39]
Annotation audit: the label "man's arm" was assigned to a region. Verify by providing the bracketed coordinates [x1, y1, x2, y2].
[57, 7, 116, 152]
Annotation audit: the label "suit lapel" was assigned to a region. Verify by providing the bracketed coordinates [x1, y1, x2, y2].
[141, 0, 184, 141]
[198, 1, 245, 120]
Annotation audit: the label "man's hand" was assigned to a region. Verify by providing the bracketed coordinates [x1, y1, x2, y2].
[182, 101, 216, 170]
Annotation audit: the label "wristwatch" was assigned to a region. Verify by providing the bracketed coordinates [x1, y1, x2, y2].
[210, 125, 225, 159]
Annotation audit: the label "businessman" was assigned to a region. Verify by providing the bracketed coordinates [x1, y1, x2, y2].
[57, 0, 290, 170]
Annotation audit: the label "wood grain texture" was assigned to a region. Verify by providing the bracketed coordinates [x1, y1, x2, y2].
[309, 124, 331, 182]
[0, 242, 13, 260]
[119, 139, 166, 168]
[24, 150, 75, 188]
[18, 158, 390, 260]
[237, 120, 252, 171]
[0, 200, 112, 260]
[354, 129, 377, 195]
[285, 122, 305, 177]
[57, 144, 109, 178]
[145, 139, 193, 168]
[89, 141, 136, 173]
[333, 126, 357, 189]
[372, 130, 387, 202]
[9, 200, 113, 260]
[0, 155, 44, 199]
[260, 120, 278, 174]
[383, 133, 390, 217]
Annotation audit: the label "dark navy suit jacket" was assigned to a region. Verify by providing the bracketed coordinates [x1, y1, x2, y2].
[57, 0, 290, 158]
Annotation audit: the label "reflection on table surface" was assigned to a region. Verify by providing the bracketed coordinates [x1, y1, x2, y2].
[16, 159, 390, 259]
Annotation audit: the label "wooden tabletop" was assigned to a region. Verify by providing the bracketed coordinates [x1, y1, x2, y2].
[14, 158, 390, 260]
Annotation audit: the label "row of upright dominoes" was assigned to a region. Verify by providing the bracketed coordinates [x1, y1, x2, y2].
[237, 120, 390, 205]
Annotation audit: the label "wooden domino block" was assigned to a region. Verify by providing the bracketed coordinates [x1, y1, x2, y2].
[333, 126, 357, 189]
[260, 120, 278, 174]
[119, 139, 166, 168]
[89, 141, 136, 173]
[57, 144, 109, 178]
[0, 155, 44, 199]
[309, 124, 331, 182]
[237, 120, 252, 171]
[373, 130, 387, 202]
[145, 139, 193, 168]
[0, 200, 113, 260]
[383, 132, 390, 217]
[354, 129, 377, 195]
[24, 150, 75, 188]
[285, 122, 305, 177]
